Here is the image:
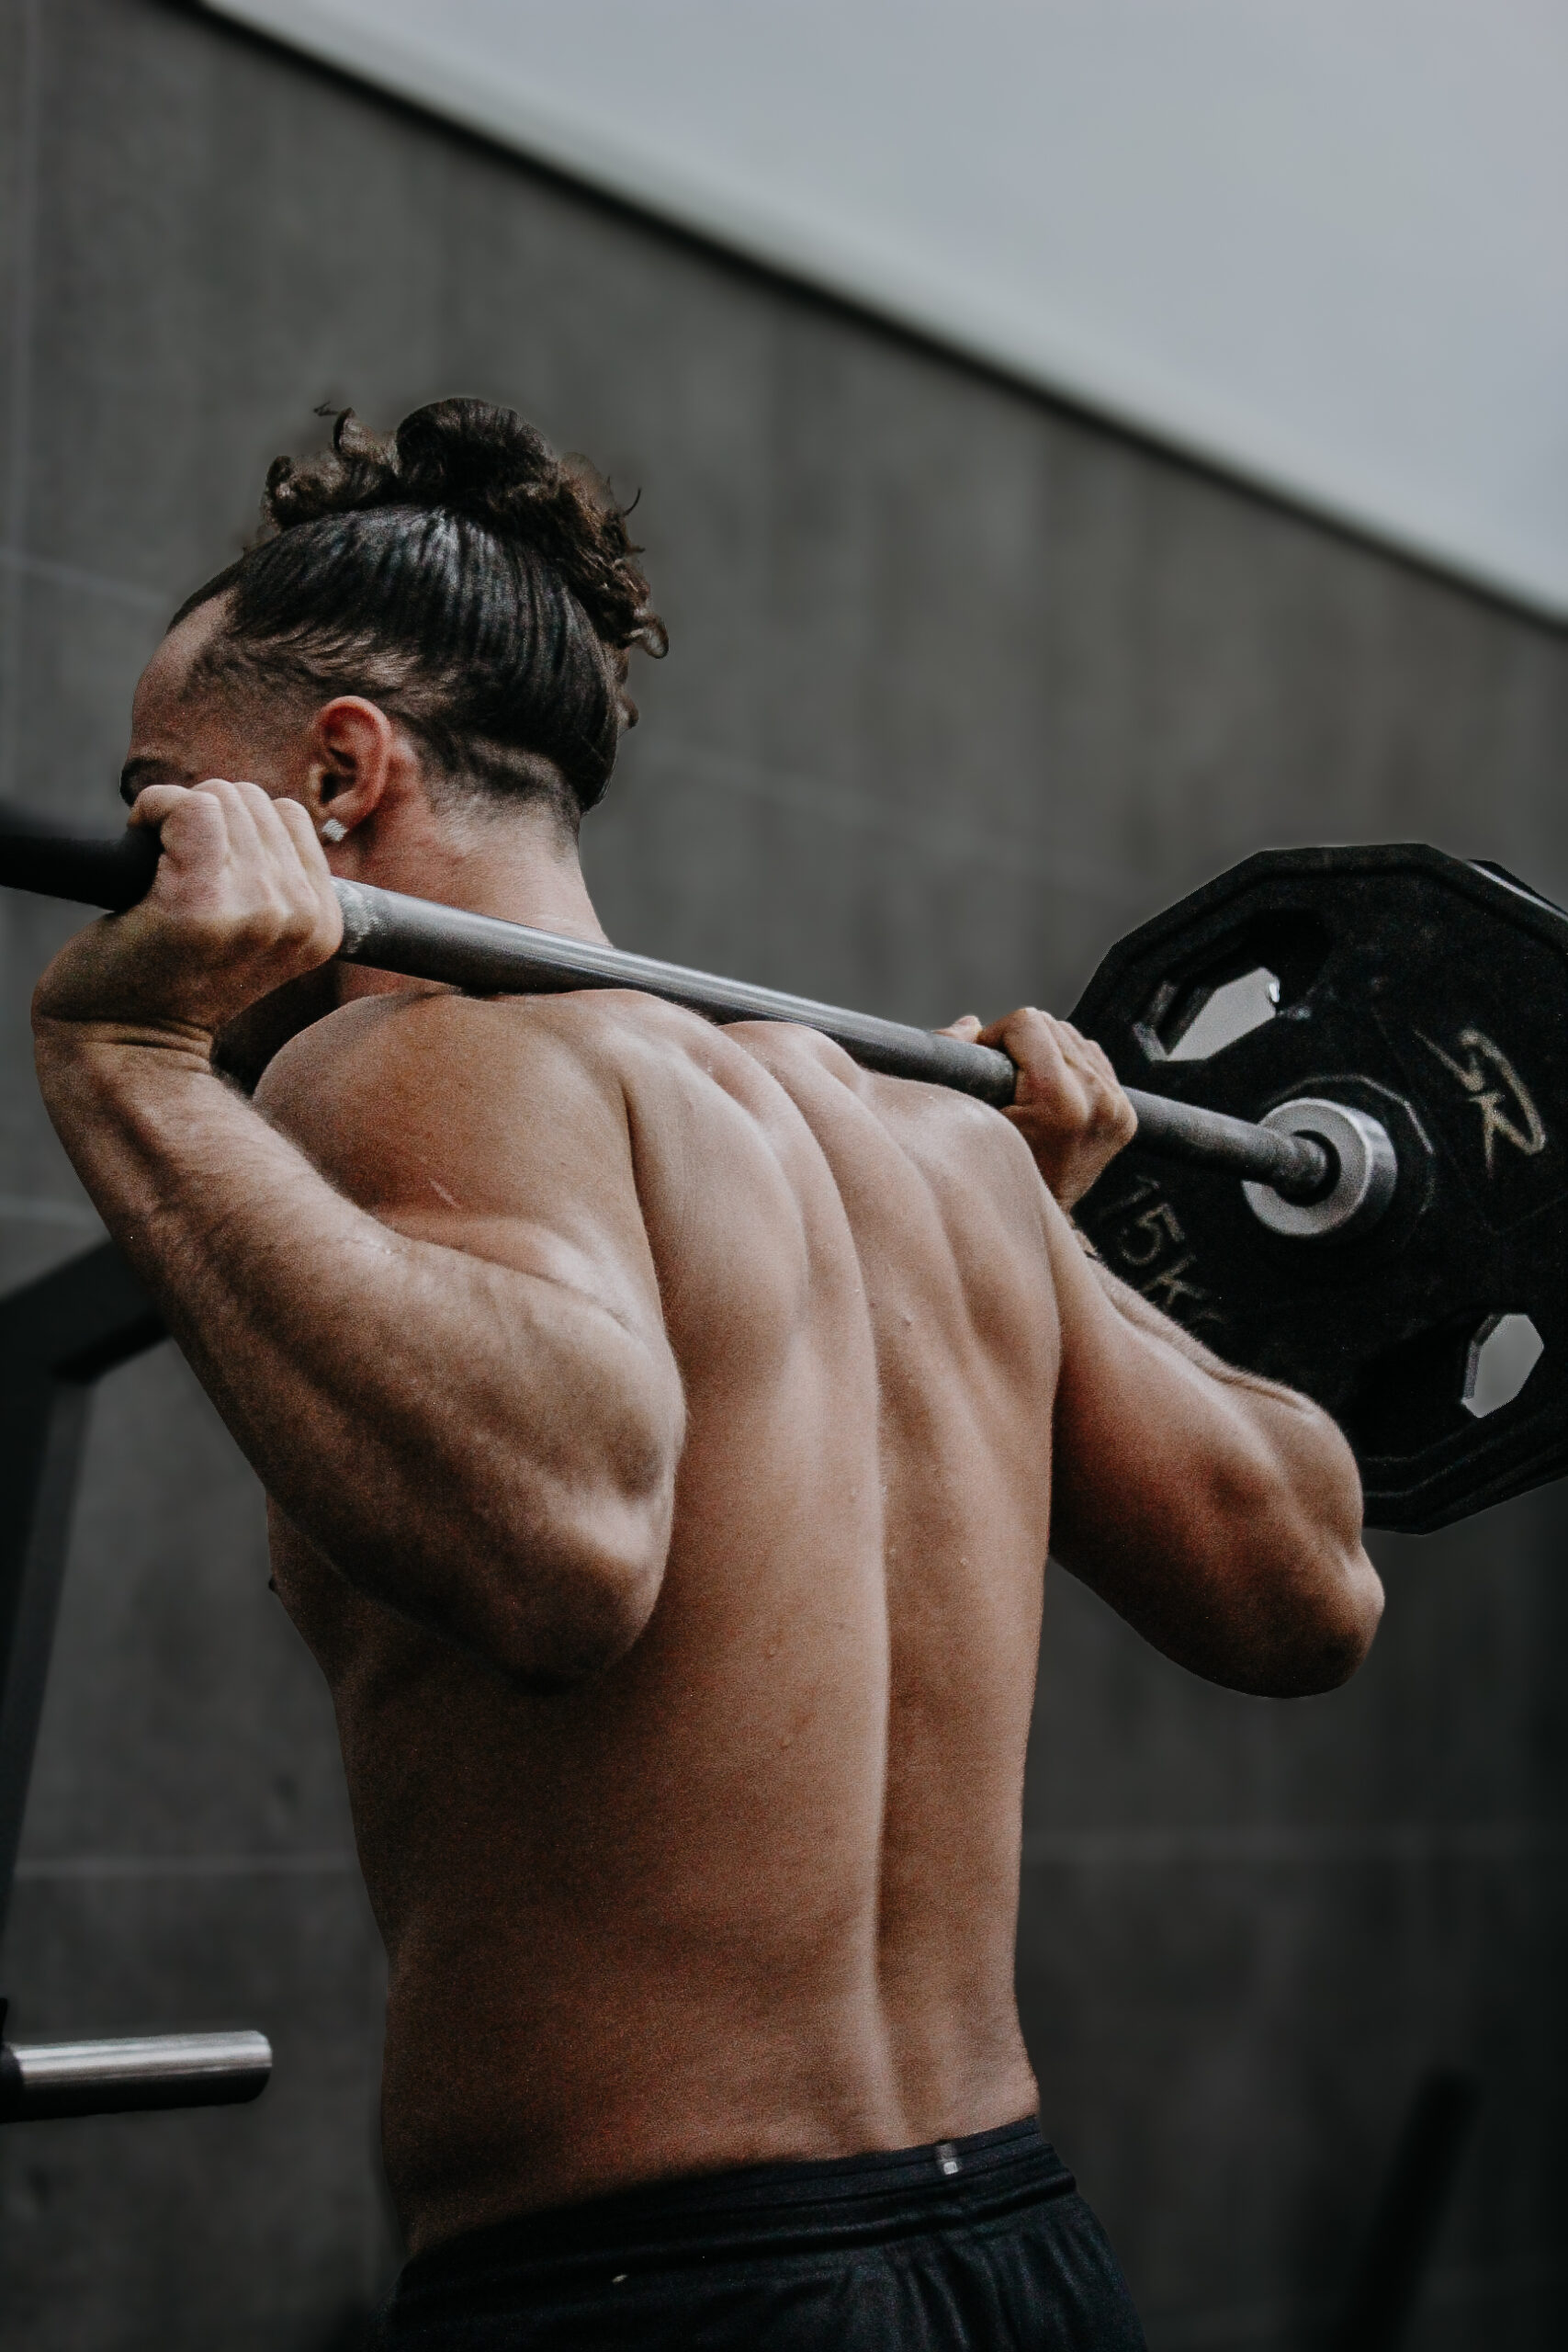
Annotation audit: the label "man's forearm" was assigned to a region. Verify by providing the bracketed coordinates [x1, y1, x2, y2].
[37, 1038, 676, 1683]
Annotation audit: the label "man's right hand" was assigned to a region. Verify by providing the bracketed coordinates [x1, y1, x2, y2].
[942, 1007, 1137, 1209]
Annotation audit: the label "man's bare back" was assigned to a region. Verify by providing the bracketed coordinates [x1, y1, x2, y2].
[261, 988, 1056, 2246]
[30, 399, 1382, 2346]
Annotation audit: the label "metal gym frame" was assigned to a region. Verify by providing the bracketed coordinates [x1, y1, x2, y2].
[0, 1238, 270, 2123]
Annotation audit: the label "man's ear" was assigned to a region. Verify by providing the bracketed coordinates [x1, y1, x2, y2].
[301, 697, 402, 840]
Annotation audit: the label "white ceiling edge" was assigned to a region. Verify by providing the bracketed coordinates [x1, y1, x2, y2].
[202, 0, 1568, 624]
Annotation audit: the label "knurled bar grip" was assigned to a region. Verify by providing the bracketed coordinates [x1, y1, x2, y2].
[0, 805, 1330, 1204]
[0, 2029, 272, 2120]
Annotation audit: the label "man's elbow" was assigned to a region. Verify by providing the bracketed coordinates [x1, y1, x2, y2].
[478, 1382, 683, 1690]
[1264, 1536, 1384, 1695]
[1247, 1464, 1384, 1697]
[486, 1482, 674, 1692]
[1221, 1408, 1384, 1696]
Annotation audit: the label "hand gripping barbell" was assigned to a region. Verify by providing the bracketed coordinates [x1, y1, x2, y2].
[2, 805, 1563, 1532]
[0, 803, 1383, 1212]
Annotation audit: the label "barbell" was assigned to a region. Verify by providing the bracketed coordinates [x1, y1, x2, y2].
[0, 2025, 272, 2122]
[2, 803, 1564, 1532]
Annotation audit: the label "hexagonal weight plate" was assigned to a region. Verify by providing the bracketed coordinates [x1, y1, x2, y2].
[1070, 845, 1568, 1532]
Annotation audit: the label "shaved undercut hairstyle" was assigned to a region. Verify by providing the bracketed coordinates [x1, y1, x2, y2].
[172, 399, 667, 819]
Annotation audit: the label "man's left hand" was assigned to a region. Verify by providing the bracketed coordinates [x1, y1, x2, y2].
[943, 1006, 1137, 1208]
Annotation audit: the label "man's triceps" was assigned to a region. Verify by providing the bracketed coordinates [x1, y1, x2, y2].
[252, 1005, 685, 1678]
[1045, 1199, 1378, 1692]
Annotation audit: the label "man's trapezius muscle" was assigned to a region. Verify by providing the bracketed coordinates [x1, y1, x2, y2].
[31, 400, 1383, 2346]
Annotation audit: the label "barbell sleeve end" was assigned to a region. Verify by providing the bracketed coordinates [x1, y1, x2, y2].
[0, 2029, 273, 2122]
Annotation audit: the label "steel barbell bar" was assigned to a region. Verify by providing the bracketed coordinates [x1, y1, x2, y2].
[0, 802, 1352, 1215]
[0, 2026, 272, 2122]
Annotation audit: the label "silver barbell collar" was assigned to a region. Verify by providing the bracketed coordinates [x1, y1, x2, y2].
[1243, 1099, 1398, 1241]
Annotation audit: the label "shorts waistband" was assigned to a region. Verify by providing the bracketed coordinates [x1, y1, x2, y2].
[393, 2118, 1073, 2305]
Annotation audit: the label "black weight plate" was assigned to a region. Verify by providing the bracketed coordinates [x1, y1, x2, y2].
[1070, 845, 1568, 1532]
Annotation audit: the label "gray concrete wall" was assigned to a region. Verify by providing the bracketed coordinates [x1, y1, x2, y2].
[0, 1, 1563, 2344]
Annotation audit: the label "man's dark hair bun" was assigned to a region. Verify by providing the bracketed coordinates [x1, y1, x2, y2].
[263, 400, 666, 658]
[175, 398, 668, 819]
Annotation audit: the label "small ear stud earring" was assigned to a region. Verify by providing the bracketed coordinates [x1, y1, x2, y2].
[321, 816, 348, 843]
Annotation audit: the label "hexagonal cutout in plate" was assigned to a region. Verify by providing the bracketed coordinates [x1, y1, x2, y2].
[1462, 1313, 1543, 1419]
[1155, 965, 1281, 1062]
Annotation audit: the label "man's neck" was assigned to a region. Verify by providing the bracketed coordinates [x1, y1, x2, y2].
[334, 793, 608, 1003]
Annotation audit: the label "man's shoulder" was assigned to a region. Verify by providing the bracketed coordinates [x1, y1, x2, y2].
[260, 983, 681, 1114]
[250, 988, 712, 1253]
[254, 983, 1037, 1232]
[712, 1022, 1053, 1301]
[735, 1018, 1043, 1190]
[252, 985, 744, 1210]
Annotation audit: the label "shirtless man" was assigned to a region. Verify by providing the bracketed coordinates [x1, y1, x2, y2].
[31, 401, 1382, 2349]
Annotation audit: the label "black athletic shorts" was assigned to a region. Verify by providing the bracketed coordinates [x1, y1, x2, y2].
[376, 2117, 1147, 2349]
